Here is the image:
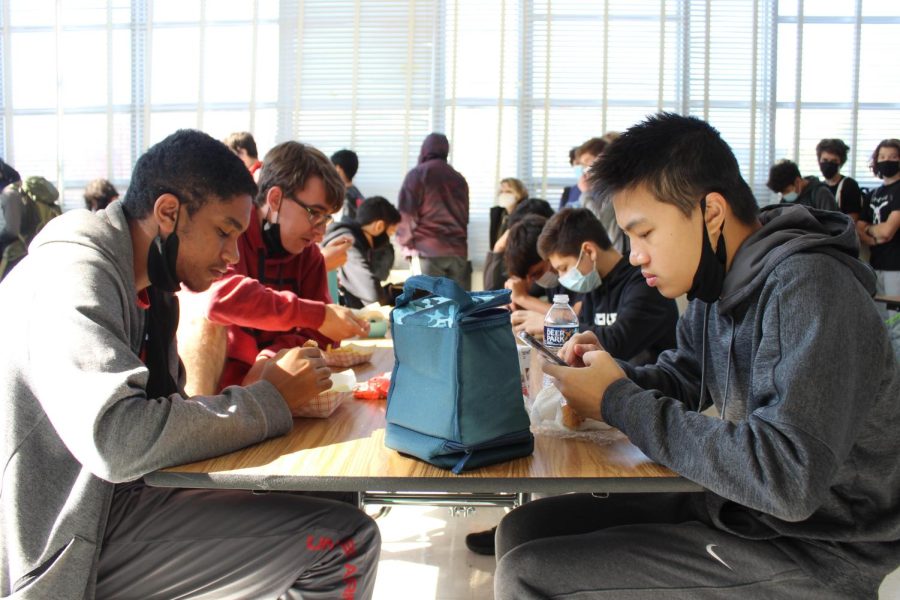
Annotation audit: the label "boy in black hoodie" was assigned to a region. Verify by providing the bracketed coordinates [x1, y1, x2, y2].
[494, 113, 900, 599]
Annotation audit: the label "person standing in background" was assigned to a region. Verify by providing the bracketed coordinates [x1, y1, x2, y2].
[332, 149, 366, 223]
[224, 131, 263, 182]
[857, 138, 900, 360]
[559, 146, 582, 210]
[816, 138, 863, 222]
[396, 132, 471, 290]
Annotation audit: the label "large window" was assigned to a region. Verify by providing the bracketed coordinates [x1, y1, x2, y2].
[1, 0, 898, 265]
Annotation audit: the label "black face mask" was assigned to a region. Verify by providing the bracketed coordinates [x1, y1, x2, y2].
[819, 161, 839, 179]
[261, 207, 289, 257]
[876, 160, 900, 179]
[147, 207, 181, 293]
[687, 197, 727, 304]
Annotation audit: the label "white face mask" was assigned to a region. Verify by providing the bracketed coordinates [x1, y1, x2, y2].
[497, 192, 517, 211]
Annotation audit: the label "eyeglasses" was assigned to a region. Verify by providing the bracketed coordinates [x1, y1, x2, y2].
[286, 195, 334, 227]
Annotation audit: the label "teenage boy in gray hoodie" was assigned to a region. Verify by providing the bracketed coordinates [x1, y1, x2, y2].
[0, 130, 380, 600]
[494, 113, 900, 599]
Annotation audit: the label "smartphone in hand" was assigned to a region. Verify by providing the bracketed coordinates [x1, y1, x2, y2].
[517, 331, 566, 366]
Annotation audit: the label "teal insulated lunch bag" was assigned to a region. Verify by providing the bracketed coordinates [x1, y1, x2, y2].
[385, 275, 534, 473]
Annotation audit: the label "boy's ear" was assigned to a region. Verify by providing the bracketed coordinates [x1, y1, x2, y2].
[371, 219, 386, 236]
[265, 186, 283, 214]
[152, 193, 181, 235]
[704, 192, 728, 232]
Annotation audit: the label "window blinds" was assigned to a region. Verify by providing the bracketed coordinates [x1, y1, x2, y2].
[0, 0, 898, 257]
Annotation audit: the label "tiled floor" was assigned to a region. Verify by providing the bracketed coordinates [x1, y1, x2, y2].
[372, 504, 900, 600]
[373, 505, 503, 600]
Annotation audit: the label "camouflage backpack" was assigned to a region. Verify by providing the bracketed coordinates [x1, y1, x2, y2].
[0, 176, 61, 280]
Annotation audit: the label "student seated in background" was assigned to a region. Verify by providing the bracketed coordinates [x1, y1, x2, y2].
[766, 158, 838, 211]
[0, 175, 62, 281]
[83, 177, 119, 211]
[535, 207, 678, 365]
[224, 130, 263, 181]
[483, 197, 554, 290]
[499, 213, 580, 335]
[0, 130, 380, 600]
[324, 195, 401, 308]
[204, 141, 369, 390]
[489, 176, 529, 251]
[494, 113, 900, 600]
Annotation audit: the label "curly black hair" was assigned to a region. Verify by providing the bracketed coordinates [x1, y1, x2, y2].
[122, 129, 257, 220]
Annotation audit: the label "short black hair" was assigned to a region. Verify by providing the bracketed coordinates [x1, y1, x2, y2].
[357, 195, 401, 227]
[0, 158, 20, 189]
[816, 138, 849, 165]
[766, 159, 801, 194]
[223, 131, 259, 160]
[505, 214, 548, 278]
[508, 197, 554, 229]
[331, 149, 359, 181]
[537, 208, 611, 260]
[123, 129, 257, 220]
[592, 112, 759, 225]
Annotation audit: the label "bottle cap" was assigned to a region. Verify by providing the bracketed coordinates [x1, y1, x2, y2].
[553, 294, 569, 304]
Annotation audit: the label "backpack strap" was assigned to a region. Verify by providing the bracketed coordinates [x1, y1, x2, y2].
[835, 178, 846, 211]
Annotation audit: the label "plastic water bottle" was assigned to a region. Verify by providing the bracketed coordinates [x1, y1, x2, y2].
[544, 294, 579, 351]
[542, 294, 578, 387]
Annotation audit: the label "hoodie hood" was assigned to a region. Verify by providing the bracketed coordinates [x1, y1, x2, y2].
[30, 201, 138, 298]
[418, 133, 450, 164]
[718, 204, 874, 313]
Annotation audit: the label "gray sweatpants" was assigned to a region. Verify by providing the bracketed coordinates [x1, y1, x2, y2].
[96, 483, 380, 600]
[494, 493, 846, 600]
[418, 256, 471, 291]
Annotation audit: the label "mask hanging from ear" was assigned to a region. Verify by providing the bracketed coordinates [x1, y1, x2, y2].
[687, 197, 727, 303]
[558, 249, 602, 293]
[147, 206, 182, 293]
[262, 207, 289, 257]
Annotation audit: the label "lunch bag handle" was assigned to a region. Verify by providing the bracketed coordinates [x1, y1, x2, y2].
[395, 275, 476, 311]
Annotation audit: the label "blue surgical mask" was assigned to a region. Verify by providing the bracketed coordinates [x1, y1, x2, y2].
[572, 165, 584, 179]
[558, 250, 602, 293]
[782, 191, 798, 202]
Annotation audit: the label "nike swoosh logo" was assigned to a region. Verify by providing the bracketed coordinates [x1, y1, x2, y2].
[705, 544, 733, 570]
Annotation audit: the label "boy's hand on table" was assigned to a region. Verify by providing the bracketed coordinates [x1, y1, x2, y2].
[320, 304, 370, 340]
[258, 347, 333, 415]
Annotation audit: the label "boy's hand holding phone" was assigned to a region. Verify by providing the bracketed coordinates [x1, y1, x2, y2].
[541, 350, 626, 422]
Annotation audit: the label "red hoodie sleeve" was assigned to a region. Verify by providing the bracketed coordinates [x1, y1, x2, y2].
[206, 273, 327, 331]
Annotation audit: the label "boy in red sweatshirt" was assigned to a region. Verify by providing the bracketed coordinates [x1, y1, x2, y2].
[206, 141, 369, 390]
